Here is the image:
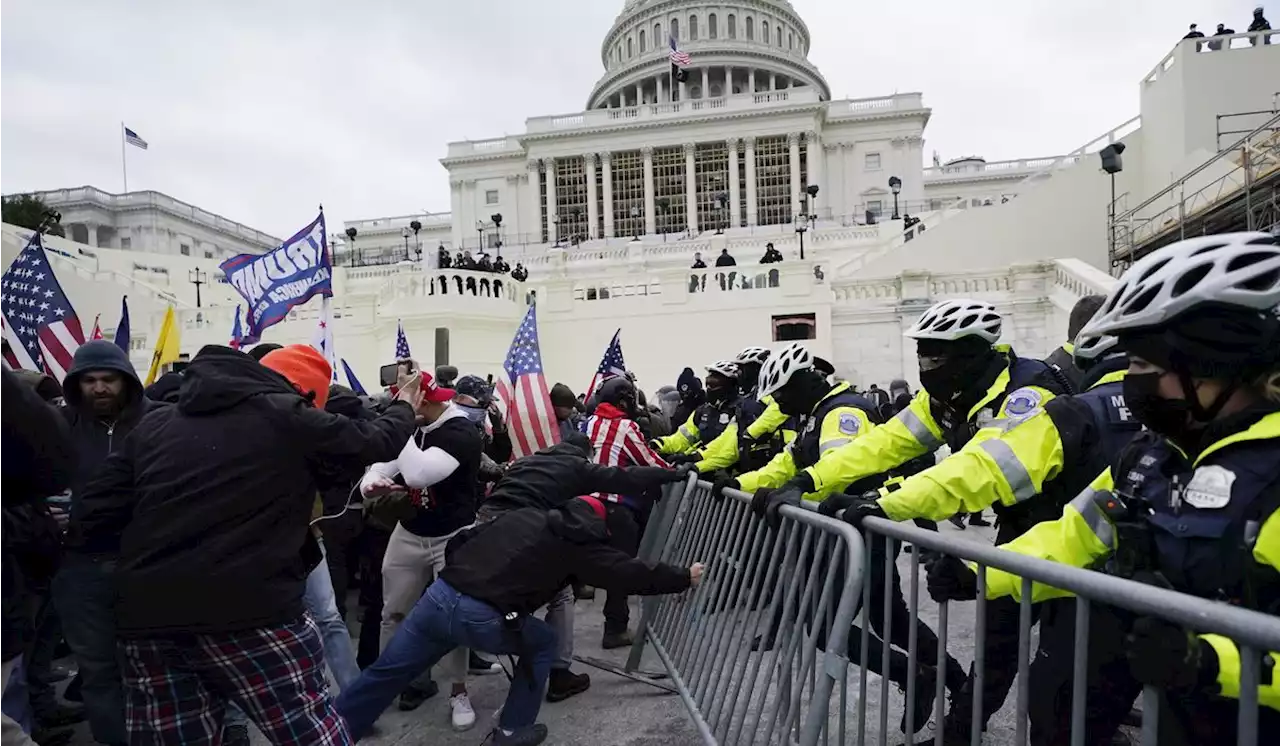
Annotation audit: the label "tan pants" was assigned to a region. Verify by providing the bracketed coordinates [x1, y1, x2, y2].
[380, 522, 468, 686]
[2, 658, 37, 746]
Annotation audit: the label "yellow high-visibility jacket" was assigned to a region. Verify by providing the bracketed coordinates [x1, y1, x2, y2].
[985, 413, 1280, 712]
[694, 396, 790, 473]
[653, 398, 737, 455]
[736, 383, 878, 501]
[877, 369, 1132, 521]
[803, 358, 1061, 500]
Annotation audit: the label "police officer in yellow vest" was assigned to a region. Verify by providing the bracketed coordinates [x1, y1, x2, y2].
[766, 298, 1070, 737]
[679, 346, 791, 474]
[725, 342, 966, 736]
[651, 361, 740, 457]
[827, 331, 1142, 744]
[927, 232, 1280, 743]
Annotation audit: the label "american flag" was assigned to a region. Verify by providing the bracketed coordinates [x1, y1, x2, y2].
[669, 33, 691, 67]
[584, 328, 626, 403]
[124, 126, 148, 150]
[90, 315, 103, 340]
[395, 320, 412, 360]
[495, 305, 560, 459]
[1, 233, 85, 379]
[311, 297, 339, 382]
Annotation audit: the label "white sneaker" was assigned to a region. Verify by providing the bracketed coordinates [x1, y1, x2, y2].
[450, 692, 477, 731]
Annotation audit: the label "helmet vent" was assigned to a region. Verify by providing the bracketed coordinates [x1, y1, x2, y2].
[1170, 263, 1211, 297]
[1126, 284, 1162, 315]
[1137, 258, 1171, 284]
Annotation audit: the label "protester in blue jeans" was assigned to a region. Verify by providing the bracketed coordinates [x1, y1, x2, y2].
[337, 495, 701, 746]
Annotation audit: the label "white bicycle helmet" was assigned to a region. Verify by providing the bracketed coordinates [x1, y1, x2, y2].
[735, 346, 772, 365]
[705, 360, 739, 379]
[904, 299, 1003, 343]
[1072, 333, 1121, 367]
[1080, 232, 1280, 339]
[757, 343, 814, 398]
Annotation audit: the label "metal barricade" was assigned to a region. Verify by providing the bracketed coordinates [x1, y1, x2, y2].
[626, 477, 867, 746]
[851, 516, 1280, 746]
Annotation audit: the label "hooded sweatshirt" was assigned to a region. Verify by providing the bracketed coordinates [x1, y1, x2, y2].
[70, 345, 418, 636]
[481, 440, 681, 515]
[441, 499, 691, 615]
[61, 339, 159, 519]
[363, 403, 482, 538]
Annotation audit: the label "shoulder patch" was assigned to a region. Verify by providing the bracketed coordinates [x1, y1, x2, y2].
[1003, 387, 1044, 417]
[719, 413, 731, 424]
[838, 412, 861, 435]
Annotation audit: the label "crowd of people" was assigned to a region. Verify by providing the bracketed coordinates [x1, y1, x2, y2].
[3, 230, 1278, 746]
[437, 247, 528, 283]
[1182, 5, 1271, 46]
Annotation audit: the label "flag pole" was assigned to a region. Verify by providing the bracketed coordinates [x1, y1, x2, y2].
[120, 122, 128, 193]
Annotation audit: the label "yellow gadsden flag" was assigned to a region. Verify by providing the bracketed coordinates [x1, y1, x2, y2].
[145, 306, 181, 385]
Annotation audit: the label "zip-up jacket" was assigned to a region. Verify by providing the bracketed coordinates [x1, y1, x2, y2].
[694, 395, 792, 473]
[737, 383, 880, 500]
[984, 410, 1280, 711]
[480, 441, 679, 514]
[655, 394, 740, 455]
[804, 347, 1067, 499]
[876, 356, 1140, 530]
[60, 340, 161, 520]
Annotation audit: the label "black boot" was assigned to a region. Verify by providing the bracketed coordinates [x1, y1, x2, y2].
[947, 514, 967, 530]
[900, 663, 938, 735]
[601, 629, 633, 649]
[967, 512, 991, 527]
[546, 668, 591, 702]
[573, 583, 596, 600]
[398, 679, 439, 711]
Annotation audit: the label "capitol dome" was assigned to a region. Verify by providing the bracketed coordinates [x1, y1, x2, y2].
[588, 0, 830, 109]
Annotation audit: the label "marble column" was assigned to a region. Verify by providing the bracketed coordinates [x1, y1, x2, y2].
[684, 142, 698, 233]
[748, 68, 756, 93]
[744, 136, 758, 226]
[634, 83, 641, 106]
[525, 160, 541, 244]
[656, 74, 666, 104]
[601, 153, 615, 238]
[585, 153, 599, 239]
[727, 138, 741, 227]
[805, 131, 821, 216]
[642, 146, 655, 236]
[701, 68, 709, 98]
[725, 65, 734, 95]
[543, 157, 558, 242]
[788, 132, 802, 219]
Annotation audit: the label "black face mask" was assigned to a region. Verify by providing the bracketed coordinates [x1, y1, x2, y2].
[773, 372, 829, 417]
[1123, 372, 1197, 445]
[918, 355, 990, 404]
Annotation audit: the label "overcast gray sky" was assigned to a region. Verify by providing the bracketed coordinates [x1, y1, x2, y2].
[1, 0, 1260, 238]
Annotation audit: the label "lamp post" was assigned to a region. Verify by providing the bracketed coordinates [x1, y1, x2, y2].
[657, 198, 670, 241]
[571, 208, 583, 246]
[795, 212, 809, 260]
[344, 226, 358, 266]
[629, 206, 640, 241]
[410, 219, 422, 259]
[491, 213, 503, 251]
[888, 176, 902, 220]
[551, 215, 561, 247]
[805, 184, 820, 223]
[1099, 142, 1127, 267]
[401, 227, 411, 261]
[188, 268, 207, 308]
[714, 192, 728, 234]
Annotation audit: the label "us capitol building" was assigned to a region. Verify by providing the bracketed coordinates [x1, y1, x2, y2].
[6, 0, 1277, 392]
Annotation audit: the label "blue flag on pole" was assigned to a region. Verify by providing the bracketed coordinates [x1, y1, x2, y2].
[113, 296, 131, 353]
[395, 321, 411, 359]
[341, 359, 367, 395]
[220, 212, 331, 345]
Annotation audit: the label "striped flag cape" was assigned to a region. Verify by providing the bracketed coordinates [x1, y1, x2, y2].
[1, 232, 85, 379]
[495, 304, 560, 459]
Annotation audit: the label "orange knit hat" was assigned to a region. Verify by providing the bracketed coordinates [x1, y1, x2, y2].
[260, 345, 332, 409]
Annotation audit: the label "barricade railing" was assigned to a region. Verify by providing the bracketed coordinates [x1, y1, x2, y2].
[628, 478, 1279, 746]
[851, 515, 1280, 746]
[626, 476, 867, 745]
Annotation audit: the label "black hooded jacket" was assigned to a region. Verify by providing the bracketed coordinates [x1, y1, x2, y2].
[481, 441, 679, 515]
[69, 345, 419, 636]
[61, 340, 160, 518]
[441, 499, 691, 615]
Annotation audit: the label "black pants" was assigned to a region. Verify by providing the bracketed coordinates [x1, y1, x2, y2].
[356, 523, 392, 669]
[848, 538, 967, 692]
[948, 522, 1043, 730]
[603, 503, 645, 633]
[321, 509, 364, 623]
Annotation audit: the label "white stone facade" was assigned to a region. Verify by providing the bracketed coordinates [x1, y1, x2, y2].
[16, 186, 280, 261]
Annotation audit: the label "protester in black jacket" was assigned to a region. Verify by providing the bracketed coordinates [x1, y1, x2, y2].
[69, 344, 420, 743]
[318, 384, 376, 622]
[336, 495, 701, 746]
[52, 339, 160, 746]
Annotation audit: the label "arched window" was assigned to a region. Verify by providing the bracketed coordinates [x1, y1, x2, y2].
[761, 20, 769, 43]
[654, 22, 662, 43]
[746, 16, 754, 40]
[709, 13, 717, 39]
[776, 26, 783, 46]
[671, 17, 679, 40]
[627, 37, 633, 57]
[789, 32, 794, 49]
[689, 14, 698, 40]
[639, 28, 646, 52]
[728, 14, 736, 38]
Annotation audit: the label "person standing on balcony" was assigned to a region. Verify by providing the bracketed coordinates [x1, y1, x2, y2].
[1209, 23, 1236, 49]
[438, 246, 452, 269]
[691, 251, 707, 269]
[1249, 5, 1271, 32]
[511, 263, 528, 282]
[1183, 22, 1205, 38]
[493, 255, 510, 274]
[715, 248, 737, 290]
